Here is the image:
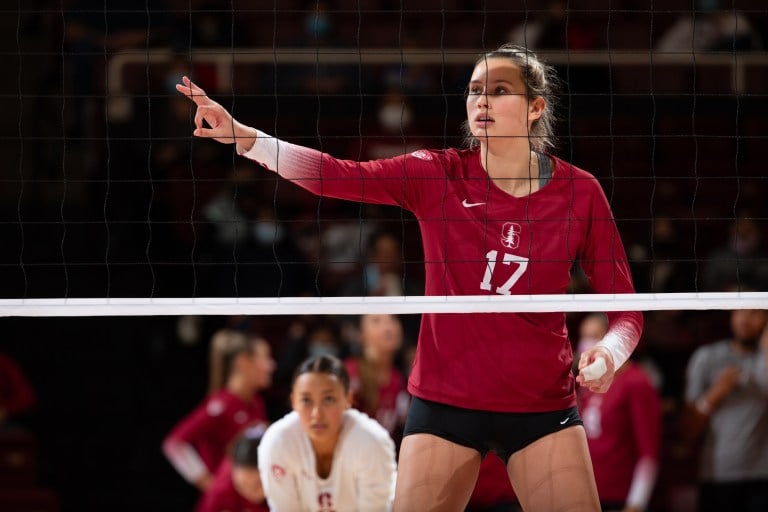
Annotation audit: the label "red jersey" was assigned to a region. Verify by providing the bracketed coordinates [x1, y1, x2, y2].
[163, 389, 267, 482]
[344, 358, 409, 437]
[579, 363, 661, 504]
[241, 140, 643, 412]
[0, 354, 36, 417]
[197, 458, 269, 512]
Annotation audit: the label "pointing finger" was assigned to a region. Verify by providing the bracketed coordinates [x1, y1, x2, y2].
[178, 76, 209, 105]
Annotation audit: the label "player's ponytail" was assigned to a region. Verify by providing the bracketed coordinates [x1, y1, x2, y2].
[208, 329, 253, 393]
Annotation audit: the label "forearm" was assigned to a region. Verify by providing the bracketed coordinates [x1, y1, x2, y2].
[625, 456, 658, 511]
[595, 311, 643, 369]
[237, 129, 408, 206]
[162, 439, 210, 484]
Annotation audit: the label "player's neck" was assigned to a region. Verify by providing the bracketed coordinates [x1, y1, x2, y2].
[311, 432, 341, 463]
[227, 376, 255, 403]
[362, 348, 394, 370]
[479, 142, 540, 197]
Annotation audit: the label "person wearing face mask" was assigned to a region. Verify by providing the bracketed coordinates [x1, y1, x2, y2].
[258, 354, 397, 511]
[364, 91, 423, 160]
[577, 313, 662, 512]
[702, 216, 768, 292]
[222, 205, 314, 298]
[680, 308, 768, 512]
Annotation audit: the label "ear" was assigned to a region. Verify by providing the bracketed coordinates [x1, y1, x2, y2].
[528, 96, 545, 122]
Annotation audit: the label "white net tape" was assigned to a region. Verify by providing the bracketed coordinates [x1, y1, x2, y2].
[2, 292, 765, 317]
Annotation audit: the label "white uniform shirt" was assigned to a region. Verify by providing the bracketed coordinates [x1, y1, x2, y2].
[258, 408, 396, 512]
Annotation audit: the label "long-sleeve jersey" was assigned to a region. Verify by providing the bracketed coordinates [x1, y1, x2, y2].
[579, 363, 661, 508]
[258, 409, 397, 512]
[163, 389, 267, 483]
[239, 133, 643, 412]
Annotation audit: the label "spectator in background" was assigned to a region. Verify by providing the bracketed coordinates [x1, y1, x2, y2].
[285, 1, 352, 96]
[344, 314, 409, 444]
[198, 163, 314, 297]
[577, 313, 662, 512]
[364, 90, 422, 160]
[274, 317, 349, 413]
[340, 230, 422, 347]
[508, 0, 599, 50]
[702, 216, 768, 292]
[198, 425, 269, 512]
[341, 230, 422, 298]
[163, 330, 274, 493]
[680, 308, 768, 512]
[628, 217, 697, 293]
[0, 352, 36, 427]
[228, 205, 315, 298]
[65, 0, 171, 142]
[656, 0, 763, 52]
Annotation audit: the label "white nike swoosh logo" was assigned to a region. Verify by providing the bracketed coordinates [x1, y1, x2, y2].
[462, 199, 486, 208]
[560, 417, 569, 425]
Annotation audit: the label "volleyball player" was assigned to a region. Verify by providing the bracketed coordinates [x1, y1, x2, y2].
[577, 313, 661, 512]
[197, 425, 269, 512]
[177, 44, 643, 511]
[163, 330, 275, 492]
[345, 314, 409, 442]
[257, 354, 397, 511]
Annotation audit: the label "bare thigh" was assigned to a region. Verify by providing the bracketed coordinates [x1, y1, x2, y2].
[393, 433, 482, 512]
[507, 425, 600, 512]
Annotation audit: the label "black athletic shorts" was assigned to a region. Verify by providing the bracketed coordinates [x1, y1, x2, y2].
[403, 396, 583, 462]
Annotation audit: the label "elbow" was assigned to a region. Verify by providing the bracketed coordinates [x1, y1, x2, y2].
[161, 436, 178, 459]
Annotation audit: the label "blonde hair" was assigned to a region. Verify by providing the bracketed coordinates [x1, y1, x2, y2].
[463, 44, 559, 153]
[208, 329, 258, 393]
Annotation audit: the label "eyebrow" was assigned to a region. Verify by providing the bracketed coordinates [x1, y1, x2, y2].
[299, 388, 336, 395]
[468, 78, 516, 86]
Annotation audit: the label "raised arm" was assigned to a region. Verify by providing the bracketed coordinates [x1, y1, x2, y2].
[177, 77, 446, 211]
[176, 76, 257, 147]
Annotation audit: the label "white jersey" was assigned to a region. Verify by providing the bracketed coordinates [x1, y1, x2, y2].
[258, 408, 396, 512]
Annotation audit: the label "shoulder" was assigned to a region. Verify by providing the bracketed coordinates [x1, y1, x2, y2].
[261, 411, 302, 448]
[551, 156, 602, 191]
[404, 147, 468, 172]
[689, 340, 730, 368]
[344, 409, 394, 447]
[203, 390, 239, 417]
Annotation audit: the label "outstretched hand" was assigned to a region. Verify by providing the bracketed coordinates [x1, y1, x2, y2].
[176, 76, 256, 147]
[576, 346, 616, 393]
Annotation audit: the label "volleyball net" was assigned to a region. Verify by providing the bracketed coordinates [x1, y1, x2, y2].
[3, 2, 767, 317]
